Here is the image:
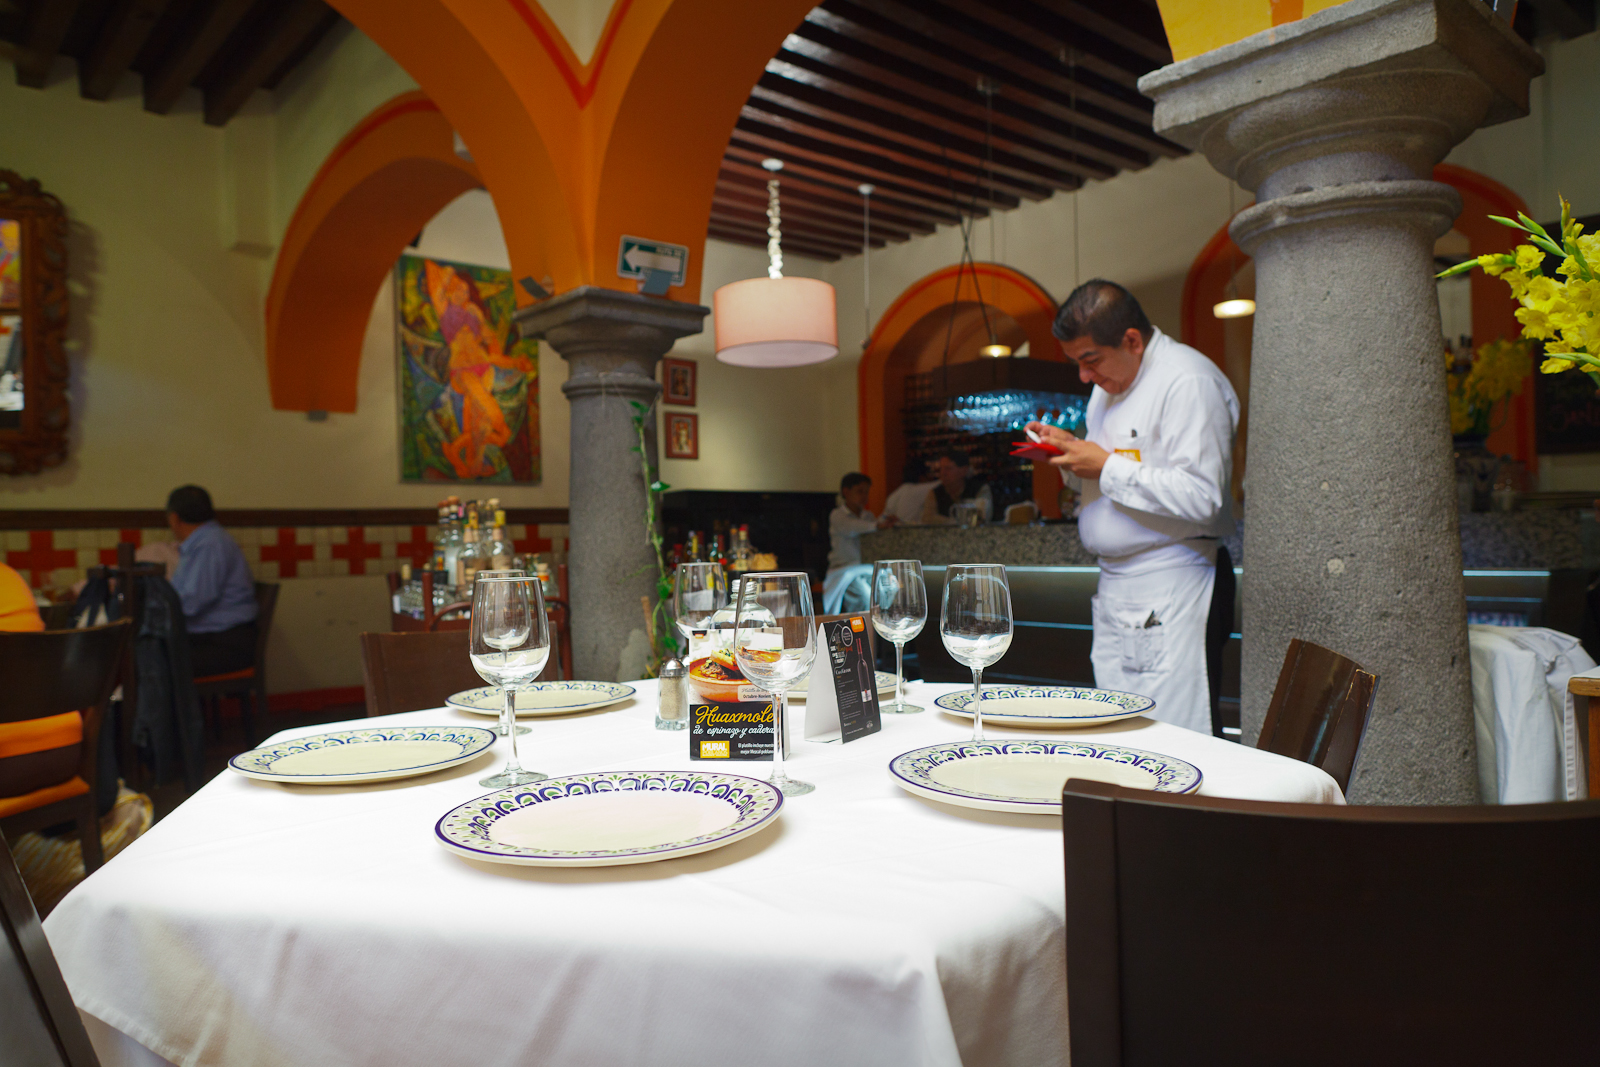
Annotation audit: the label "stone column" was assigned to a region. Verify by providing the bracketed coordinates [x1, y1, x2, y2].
[514, 287, 709, 681]
[1139, 0, 1541, 803]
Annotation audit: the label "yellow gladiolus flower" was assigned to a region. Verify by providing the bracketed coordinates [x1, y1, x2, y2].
[1515, 306, 1557, 340]
[1543, 357, 1578, 374]
[1515, 244, 1545, 273]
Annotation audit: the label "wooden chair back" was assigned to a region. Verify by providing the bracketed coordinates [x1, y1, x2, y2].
[0, 621, 132, 874]
[816, 612, 875, 659]
[1, 835, 101, 1066]
[1061, 780, 1600, 1067]
[251, 582, 279, 668]
[359, 630, 484, 717]
[1256, 638, 1377, 792]
[427, 567, 574, 682]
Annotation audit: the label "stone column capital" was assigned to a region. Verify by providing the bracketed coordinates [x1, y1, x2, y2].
[1229, 179, 1462, 255]
[514, 286, 710, 362]
[1139, 0, 1542, 198]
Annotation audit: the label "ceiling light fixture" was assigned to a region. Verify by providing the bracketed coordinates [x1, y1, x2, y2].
[1214, 182, 1255, 320]
[713, 158, 838, 368]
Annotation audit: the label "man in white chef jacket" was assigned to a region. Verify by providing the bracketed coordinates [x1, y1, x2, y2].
[1027, 280, 1239, 734]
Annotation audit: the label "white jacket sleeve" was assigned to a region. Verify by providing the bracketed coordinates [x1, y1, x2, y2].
[1098, 374, 1235, 525]
[830, 509, 879, 538]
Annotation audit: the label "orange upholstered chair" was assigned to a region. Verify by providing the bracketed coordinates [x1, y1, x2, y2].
[0, 621, 133, 875]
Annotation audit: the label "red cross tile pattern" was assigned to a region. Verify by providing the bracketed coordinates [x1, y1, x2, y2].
[259, 528, 315, 578]
[98, 528, 145, 566]
[7, 530, 80, 588]
[330, 527, 382, 576]
[514, 526, 554, 558]
[393, 526, 434, 569]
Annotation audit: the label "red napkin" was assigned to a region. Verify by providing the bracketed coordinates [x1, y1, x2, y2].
[1010, 441, 1063, 461]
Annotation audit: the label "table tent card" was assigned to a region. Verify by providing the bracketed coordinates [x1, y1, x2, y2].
[686, 630, 777, 760]
[804, 616, 883, 744]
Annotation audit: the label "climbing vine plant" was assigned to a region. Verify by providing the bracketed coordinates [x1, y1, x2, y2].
[630, 400, 679, 676]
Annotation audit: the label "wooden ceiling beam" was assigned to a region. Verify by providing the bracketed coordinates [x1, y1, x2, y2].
[720, 159, 948, 231]
[712, 188, 900, 245]
[724, 142, 967, 224]
[933, 0, 1142, 91]
[729, 130, 998, 217]
[777, 35, 1145, 173]
[806, 4, 1178, 161]
[202, 0, 328, 126]
[142, 0, 255, 114]
[79, 0, 171, 101]
[718, 172, 931, 237]
[1027, 0, 1174, 65]
[736, 108, 1045, 205]
[14, 0, 83, 88]
[843, 0, 1153, 127]
[766, 55, 1113, 183]
[744, 91, 1077, 196]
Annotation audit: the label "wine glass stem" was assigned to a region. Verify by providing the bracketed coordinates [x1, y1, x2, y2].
[503, 685, 523, 772]
[771, 690, 787, 782]
[971, 667, 984, 742]
[894, 640, 906, 711]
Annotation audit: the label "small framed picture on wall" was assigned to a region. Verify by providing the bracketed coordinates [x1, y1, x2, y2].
[664, 412, 699, 460]
[662, 357, 697, 406]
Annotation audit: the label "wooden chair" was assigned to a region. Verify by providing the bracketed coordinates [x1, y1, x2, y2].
[387, 570, 470, 633]
[1567, 674, 1599, 798]
[1061, 780, 1600, 1067]
[817, 612, 876, 659]
[359, 630, 484, 717]
[426, 565, 574, 682]
[1255, 638, 1377, 793]
[1, 835, 101, 1066]
[0, 620, 133, 876]
[193, 582, 280, 746]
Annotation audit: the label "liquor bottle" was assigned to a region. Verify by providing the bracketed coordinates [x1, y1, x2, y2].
[738, 525, 753, 571]
[489, 509, 515, 570]
[439, 499, 465, 590]
[711, 534, 727, 572]
[429, 501, 450, 574]
[457, 512, 484, 588]
[686, 530, 702, 563]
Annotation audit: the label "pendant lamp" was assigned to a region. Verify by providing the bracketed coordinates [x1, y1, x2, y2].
[1213, 183, 1256, 320]
[713, 159, 838, 367]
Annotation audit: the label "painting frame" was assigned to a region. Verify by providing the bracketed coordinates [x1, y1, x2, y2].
[394, 252, 541, 485]
[664, 412, 699, 460]
[662, 356, 697, 406]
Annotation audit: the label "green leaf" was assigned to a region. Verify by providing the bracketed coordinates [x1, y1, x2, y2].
[1586, 369, 1600, 391]
[1488, 214, 1528, 233]
[1435, 260, 1479, 279]
[650, 480, 670, 492]
[1518, 212, 1557, 243]
[629, 401, 647, 413]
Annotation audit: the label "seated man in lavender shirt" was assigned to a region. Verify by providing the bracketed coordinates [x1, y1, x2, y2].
[165, 485, 258, 676]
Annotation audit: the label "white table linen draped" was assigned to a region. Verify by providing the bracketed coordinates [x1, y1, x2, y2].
[1468, 624, 1594, 803]
[46, 680, 1340, 1067]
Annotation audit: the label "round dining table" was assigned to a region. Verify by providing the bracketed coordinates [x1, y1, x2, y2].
[46, 679, 1341, 1067]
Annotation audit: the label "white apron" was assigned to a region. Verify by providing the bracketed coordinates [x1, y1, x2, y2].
[1091, 563, 1215, 734]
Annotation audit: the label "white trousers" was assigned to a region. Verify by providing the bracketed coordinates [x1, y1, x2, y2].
[1091, 564, 1216, 734]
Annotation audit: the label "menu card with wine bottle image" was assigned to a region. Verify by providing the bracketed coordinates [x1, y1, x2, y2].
[686, 637, 777, 760]
[803, 615, 882, 744]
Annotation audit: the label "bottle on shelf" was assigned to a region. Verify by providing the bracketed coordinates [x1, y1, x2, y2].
[489, 509, 515, 570]
[439, 498, 465, 592]
[457, 509, 485, 589]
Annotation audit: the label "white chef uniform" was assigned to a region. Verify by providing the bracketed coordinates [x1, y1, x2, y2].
[823, 502, 878, 613]
[1075, 326, 1239, 733]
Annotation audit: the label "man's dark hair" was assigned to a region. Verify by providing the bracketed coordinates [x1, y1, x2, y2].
[1052, 279, 1152, 347]
[166, 485, 216, 524]
[840, 472, 872, 492]
[940, 449, 971, 468]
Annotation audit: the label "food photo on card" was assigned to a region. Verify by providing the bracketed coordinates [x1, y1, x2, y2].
[804, 616, 882, 744]
[686, 630, 778, 760]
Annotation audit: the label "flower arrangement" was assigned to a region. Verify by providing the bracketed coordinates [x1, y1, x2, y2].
[1445, 337, 1533, 438]
[1437, 196, 1600, 388]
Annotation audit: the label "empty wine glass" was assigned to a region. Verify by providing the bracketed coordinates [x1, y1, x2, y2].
[871, 559, 926, 714]
[940, 564, 1013, 742]
[732, 572, 817, 797]
[471, 574, 550, 787]
[673, 562, 728, 643]
[477, 569, 530, 737]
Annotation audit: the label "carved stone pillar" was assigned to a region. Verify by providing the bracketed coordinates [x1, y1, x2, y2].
[514, 287, 709, 681]
[1139, 0, 1541, 802]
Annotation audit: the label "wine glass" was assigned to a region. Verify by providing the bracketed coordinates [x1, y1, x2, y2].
[871, 560, 926, 714]
[732, 572, 817, 797]
[476, 570, 531, 737]
[673, 562, 728, 643]
[940, 564, 1013, 742]
[470, 574, 550, 787]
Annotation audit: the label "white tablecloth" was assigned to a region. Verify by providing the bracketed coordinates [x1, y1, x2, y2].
[1468, 625, 1594, 803]
[46, 680, 1340, 1067]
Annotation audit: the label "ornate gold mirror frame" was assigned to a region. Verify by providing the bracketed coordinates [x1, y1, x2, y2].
[0, 170, 69, 475]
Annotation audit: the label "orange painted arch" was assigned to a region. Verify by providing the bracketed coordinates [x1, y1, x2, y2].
[857, 263, 1060, 515]
[266, 92, 482, 412]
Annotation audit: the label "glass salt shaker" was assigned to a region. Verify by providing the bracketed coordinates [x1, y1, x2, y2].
[656, 658, 688, 730]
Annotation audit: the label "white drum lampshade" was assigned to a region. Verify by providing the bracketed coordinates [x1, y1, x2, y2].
[713, 276, 838, 368]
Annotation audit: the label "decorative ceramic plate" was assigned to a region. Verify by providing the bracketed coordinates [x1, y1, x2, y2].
[791, 671, 900, 700]
[933, 685, 1155, 728]
[229, 726, 497, 785]
[435, 771, 783, 867]
[447, 681, 637, 717]
[888, 739, 1201, 814]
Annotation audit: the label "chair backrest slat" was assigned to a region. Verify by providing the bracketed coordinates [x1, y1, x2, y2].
[0, 622, 133, 724]
[0, 836, 102, 1066]
[360, 630, 484, 717]
[1257, 638, 1377, 792]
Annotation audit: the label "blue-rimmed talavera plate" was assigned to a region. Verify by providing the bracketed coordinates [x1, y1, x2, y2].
[889, 739, 1201, 814]
[447, 680, 636, 718]
[435, 771, 783, 867]
[933, 685, 1154, 728]
[229, 726, 497, 785]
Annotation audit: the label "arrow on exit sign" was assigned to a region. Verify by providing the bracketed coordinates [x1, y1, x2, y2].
[617, 235, 688, 287]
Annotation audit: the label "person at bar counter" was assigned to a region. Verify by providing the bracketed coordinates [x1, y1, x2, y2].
[1027, 280, 1239, 735]
[882, 458, 937, 526]
[824, 472, 896, 612]
[920, 449, 993, 524]
[164, 485, 259, 676]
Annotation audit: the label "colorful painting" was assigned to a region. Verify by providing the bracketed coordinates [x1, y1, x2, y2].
[0, 219, 20, 308]
[665, 412, 699, 459]
[395, 254, 539, 483]
[663, 357, 696, 406]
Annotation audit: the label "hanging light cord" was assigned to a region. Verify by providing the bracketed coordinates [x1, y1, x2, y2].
[763, 158, 785, 280]
[860, 183, 875, 346]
